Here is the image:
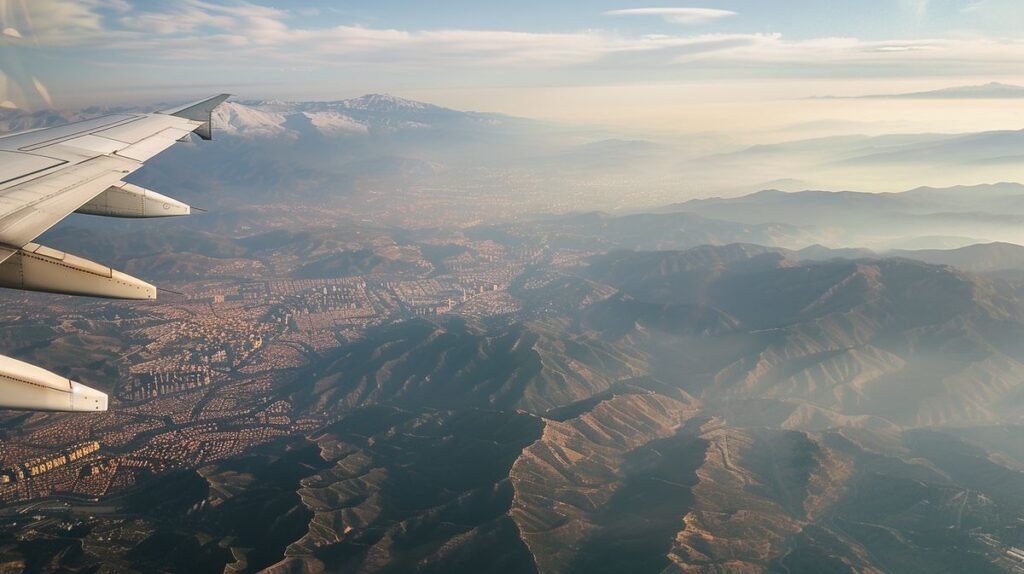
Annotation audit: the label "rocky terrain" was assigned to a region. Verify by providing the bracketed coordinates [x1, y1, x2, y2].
[4, 97, 1024, 572]
[175, 248, 1024, 572]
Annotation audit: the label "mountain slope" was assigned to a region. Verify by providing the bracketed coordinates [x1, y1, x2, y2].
[302, 319, 648, 415]
[890, 242, 1024, 272]
[587, 248, 1024, 427]
[666, 184, 1024, 248]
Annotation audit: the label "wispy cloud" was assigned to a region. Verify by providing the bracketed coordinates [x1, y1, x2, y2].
[603, 7, 737, 25]
[899, 0, 931, 19]
[118, 0, 287, 37]
[14, 1, 1024, 80]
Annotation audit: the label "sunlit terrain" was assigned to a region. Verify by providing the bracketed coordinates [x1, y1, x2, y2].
[2, 1, 1024, 573]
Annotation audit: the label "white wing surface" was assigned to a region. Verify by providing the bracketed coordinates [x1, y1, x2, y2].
[0, 94, 230, 411]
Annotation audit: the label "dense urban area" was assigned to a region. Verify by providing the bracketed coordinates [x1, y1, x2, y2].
[0, 226, 551, 503]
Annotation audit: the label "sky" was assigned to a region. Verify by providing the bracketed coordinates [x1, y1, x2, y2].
[2, 0, 1024, 136]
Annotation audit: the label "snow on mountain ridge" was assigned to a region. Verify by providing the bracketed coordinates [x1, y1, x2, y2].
[302, 111, 369, 135]
[212, 102, 289, 138]
[1, 94, 496, 139]
[213, 94, 465, 138]
[239, 94, 442, 115]
[340, 93, 435, 111]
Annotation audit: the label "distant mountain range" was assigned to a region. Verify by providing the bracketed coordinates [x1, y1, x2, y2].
[7, 93, 1024, 204]
[662, 182, 1024, 249]
[470, 210, 823, 252]
[216, 94, 516, 139]
[575, 243, 1024, 428]
[888, 241, 1024, 272]
[55, 181, 1024, 283]
[685, 126, 1024, 194]
[816, 81, 1024, 99]
[0, 107, 77, 132]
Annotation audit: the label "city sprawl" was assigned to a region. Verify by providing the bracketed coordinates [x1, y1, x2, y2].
[0, 231, 554, 505]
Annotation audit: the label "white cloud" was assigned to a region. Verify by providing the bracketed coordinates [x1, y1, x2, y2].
[14, 0, 1024, 81]
[119, 0, 287, 38]
[604, 7, 737, 25]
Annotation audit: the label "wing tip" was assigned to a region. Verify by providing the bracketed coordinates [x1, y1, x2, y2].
[162, 93, 232, 121]
[162, 93, 232, 140]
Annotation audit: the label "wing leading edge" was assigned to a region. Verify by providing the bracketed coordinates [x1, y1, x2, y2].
[0, 94, 231, 411]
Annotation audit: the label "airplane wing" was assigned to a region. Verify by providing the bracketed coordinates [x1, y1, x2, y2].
[0, 94, 230, 412]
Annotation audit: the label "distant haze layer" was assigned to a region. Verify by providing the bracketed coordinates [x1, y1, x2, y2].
[414, 83, 1024, 142]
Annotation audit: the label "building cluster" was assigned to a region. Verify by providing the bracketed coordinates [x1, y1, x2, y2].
[0, 442, 100, 484]
[123, 366, 213, 401]
[0, 227, 563, 506]
[456, 290, 522, 319]
[266, 278, 384, 350]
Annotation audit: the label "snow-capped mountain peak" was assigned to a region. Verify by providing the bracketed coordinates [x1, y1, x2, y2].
[340, 93, 436, 112]
[301, 111, 369, 135]
[212, 101, 289, 138]
[210, 95, 465, 138]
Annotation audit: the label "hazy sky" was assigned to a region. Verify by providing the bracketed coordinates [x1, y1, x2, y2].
[2, 0, 1024, 135]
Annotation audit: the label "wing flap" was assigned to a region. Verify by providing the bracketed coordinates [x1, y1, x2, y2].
[95, 114, 187, 144]
[115, 127, 195, 162]
[8, 114, 139, 151]
[61, 134, 130, 156]
[0, 154, 136, 252]
[0, 151, 63, 186]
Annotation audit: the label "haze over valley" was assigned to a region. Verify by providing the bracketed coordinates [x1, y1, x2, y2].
[0, 90, 1022, 572]
[4, 1, 1024, 572]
